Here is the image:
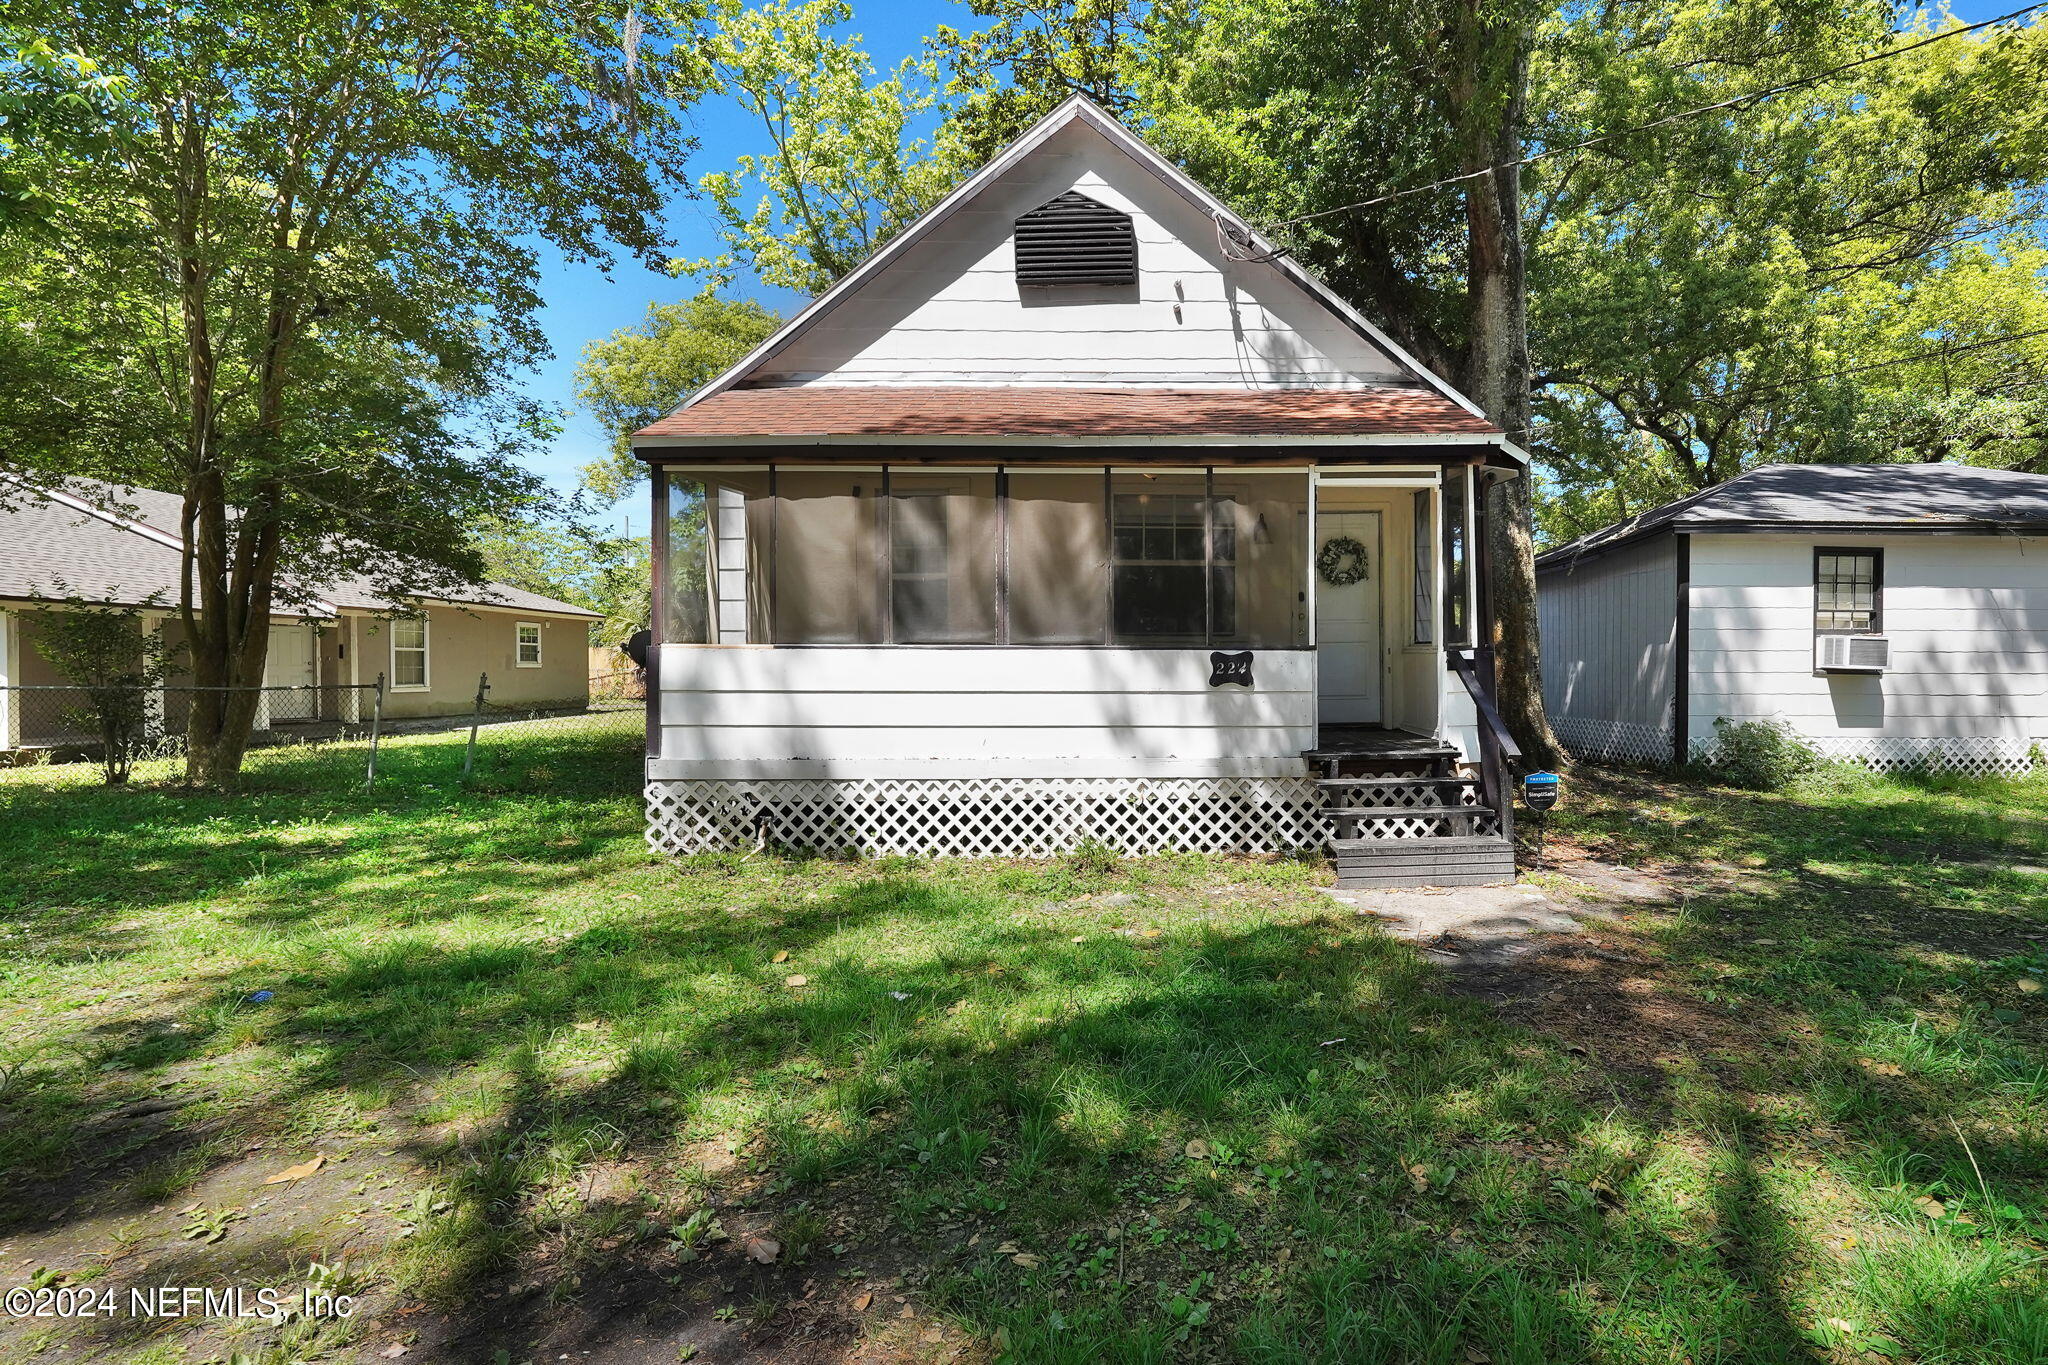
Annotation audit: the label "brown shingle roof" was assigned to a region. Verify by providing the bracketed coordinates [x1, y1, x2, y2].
[634, 385, 1498, 444]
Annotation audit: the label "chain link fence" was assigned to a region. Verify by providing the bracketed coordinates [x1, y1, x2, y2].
[0, 671, 645, 793]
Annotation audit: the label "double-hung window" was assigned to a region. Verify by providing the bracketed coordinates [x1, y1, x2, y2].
[391, 618, 429, 690]
[515, 621, 542, 667]
[1814, 548, 1881, 634]
[1110, 475, 1231, 643]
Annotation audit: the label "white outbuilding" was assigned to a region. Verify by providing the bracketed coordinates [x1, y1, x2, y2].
[1536, 462, 2048, 775]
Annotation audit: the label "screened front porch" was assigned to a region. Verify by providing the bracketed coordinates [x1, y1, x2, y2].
[641, 456, 1495, 857]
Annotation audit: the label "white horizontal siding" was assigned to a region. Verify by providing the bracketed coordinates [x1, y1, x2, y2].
[759, 124, 1405, 390]
[651, 645, 1317, 779]
[1687, 533, 2048, 746]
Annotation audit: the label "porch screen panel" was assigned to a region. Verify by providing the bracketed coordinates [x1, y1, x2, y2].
[888, 471, 997, 643]
[774, 471, 882, 643]
[661, 474, 712, 644]
[1212, 472, 1308, 647]
[1007, 470, 1108, 643]
[1110, 472, 1211, 644]
[702, 470, 771, 643]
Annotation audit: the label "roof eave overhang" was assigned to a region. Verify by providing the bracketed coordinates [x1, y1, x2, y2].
[1536, 516, 2048, 572]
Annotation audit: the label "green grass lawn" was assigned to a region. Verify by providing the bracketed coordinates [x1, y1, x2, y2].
[0, 729, 2044, 1364]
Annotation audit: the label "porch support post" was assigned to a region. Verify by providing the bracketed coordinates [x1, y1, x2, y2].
[1673, 532, 1691, 766]
[648, 465, 668, 762]
[0, 609, 17, 749]
[1305, 468, 1318, 648]
[141, 611, 167, 736]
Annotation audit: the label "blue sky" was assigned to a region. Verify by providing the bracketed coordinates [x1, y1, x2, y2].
[521, 1, 2017, 530]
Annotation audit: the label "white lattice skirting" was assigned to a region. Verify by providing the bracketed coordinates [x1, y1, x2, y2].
[645, 776, 1330, 857]
[1554, 715, 1673, 767]
[1804, 735, 2036, 776]
[1684, 733, 2040, 776]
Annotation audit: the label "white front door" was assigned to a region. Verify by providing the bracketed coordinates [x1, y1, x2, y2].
[264, 623, 317, 728]
[1315, 510, 1383, 725]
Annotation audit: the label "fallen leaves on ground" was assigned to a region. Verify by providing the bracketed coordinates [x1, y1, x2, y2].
[785, 975, 808, 988]
[745, 1235, 781, 1264]
[263, 1155, 326, 1185]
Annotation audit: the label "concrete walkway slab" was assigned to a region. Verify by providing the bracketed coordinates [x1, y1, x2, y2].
[1323, 882, 1586, 967]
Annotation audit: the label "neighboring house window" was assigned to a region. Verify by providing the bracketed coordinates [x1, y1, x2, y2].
[391, 618, 429, 689]
[1411, 489, 1434, 644]
[515, 621, 542, 667]
[1815, 548, 1881, 634]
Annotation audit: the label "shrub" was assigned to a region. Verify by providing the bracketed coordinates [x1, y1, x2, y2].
[1701, 717, 1822, 790]
[25, 597, 185, 784]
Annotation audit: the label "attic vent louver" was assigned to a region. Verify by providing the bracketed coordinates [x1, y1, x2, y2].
[1014, 191, 1138, 288]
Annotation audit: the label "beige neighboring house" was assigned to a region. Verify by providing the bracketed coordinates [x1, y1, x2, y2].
[0, 477, 601, 749]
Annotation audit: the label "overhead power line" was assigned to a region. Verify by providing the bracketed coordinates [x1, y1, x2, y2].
[1220, 3, 2045, 253]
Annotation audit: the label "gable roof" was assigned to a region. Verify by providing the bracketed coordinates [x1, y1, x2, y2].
[0, 484, 219, 612]
[1537, 463, 2048, 568]
[0, 478, 600, 619]
[636, 97, 1521, 462]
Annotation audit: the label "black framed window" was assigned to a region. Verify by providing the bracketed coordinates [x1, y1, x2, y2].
[1815, 547, 1881, 634]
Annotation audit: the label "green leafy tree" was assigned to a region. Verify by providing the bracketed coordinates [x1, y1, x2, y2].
[0, 0, 707, 784]
[1528, 3, 2048, 541]
[684, 0, 976, 294]
[573, 289, 780, 502]
[473, 515, 653, 645]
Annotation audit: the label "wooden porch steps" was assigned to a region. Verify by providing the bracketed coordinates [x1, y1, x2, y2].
[1304, 729, 1515, 890]
[1330, 834, 1516, 889]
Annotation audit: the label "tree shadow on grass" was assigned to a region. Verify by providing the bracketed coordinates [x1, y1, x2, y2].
[8, 755, 2046, 1361]
[13, 864, 1858, 1363]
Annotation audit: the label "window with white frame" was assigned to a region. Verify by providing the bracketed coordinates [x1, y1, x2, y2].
[515, 621, 542, 667]
[391, 618, 429, 689]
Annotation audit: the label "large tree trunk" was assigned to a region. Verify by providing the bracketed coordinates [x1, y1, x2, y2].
[1456, 11, 1564, 771]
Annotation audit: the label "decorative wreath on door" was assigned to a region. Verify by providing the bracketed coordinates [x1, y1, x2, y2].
[1317, 535, 1371, 586]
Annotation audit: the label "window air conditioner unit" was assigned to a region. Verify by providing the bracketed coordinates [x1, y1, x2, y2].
[1817, 634, 1889, 673]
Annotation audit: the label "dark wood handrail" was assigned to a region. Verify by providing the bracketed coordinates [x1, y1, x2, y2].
[1449, 648, 1523, 762]
[1449, 647, 1519, 848]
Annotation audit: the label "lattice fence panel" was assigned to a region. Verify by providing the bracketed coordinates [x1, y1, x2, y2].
[1556, 716, 1673, 767]
[646, 776, 1331, 857]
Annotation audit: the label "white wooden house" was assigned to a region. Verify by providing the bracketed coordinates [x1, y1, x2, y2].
[633, 98, 1529, 887]
[1536, 462, 2048, 775]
